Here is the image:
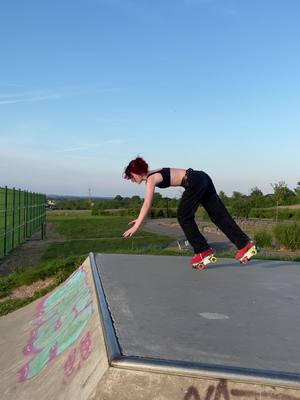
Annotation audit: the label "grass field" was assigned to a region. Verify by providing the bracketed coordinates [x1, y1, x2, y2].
[0, 213, 177, 315]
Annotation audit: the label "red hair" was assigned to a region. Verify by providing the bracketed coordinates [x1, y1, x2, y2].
[123, 157, 149, 179]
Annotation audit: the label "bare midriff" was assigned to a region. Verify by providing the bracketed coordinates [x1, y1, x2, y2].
[169, 168, 187, 186]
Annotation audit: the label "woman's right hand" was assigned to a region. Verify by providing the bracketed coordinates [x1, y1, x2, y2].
[122, 219, 139, 237]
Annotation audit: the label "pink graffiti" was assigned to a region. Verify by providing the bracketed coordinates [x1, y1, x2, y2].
[63, 332, 92, 383]
[18, 266, 93, 382]
[64, 349, 77, 379]
[80, 332, 92, 361]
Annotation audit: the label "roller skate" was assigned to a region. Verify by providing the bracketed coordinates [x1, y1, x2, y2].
[190, 248, 217, 270]
[235, 241, 259, 264]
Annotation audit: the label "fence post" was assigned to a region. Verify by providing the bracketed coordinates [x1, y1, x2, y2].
[12, 187, 15, 250]
[4, 186, 8, 256]
[18, 189, 21, 245]
[41, 194, 46, 240]
[25, 190, 28, 239]
[31, 192, 33, 236]
[28, 192, 32, 238]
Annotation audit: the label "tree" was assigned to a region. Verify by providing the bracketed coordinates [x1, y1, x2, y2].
[271, 181, 296, 221]
[114, 195, 123, 202]
[232, 191, 246, 200]
[231, 199, 252, 218]
[219, 191, 230, 206]
[250, 187, 263, 197]
[271, 181, 296, 206]
[249, 186, 264, 208]
[294, 181, 300, 202]
[129, 195, 142, 208]
[152, 192, 164, 207]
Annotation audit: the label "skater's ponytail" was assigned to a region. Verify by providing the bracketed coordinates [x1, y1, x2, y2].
[123, 157, 149, 179]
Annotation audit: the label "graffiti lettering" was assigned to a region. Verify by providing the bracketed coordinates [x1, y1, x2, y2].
[184, 385, 201, 400]
[18, 266, 93, 382]
[63, 331, 92, 383]
[184, 379, 300, 400]
[184, 380, 229, 400]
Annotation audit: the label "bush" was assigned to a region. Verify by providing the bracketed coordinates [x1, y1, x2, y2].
[249, 207, 300, 221]
[150, 208, 177, 218]
[253, 230, 273, 248]
[95, 208, 137, 217]
[249, 208, 275, 219]
[231, 200, 252, 218]
[195, 208, 210, 221]
[273, 223, 300, 250]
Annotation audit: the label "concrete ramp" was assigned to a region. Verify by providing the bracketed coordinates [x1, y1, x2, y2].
[1, 252, 300, 399]
[0, 257, 109, 400]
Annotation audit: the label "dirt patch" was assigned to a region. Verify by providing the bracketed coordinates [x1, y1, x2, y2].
[0, 277, 55, 302]
[0, 222, 65, 277]
[278, 204, 300, 209]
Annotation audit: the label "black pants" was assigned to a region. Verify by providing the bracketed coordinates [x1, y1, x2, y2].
[177, 169, 250, 253]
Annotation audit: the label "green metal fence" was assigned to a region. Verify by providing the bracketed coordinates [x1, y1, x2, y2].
[0, 186, 46, 258]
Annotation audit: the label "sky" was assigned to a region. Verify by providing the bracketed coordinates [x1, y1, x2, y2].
[0, 0, 299, 198]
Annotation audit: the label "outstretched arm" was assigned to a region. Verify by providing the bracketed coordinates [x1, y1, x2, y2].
[122, 179, 156, 237]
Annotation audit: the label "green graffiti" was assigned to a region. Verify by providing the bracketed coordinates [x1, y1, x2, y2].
[19, 266, 93, 381]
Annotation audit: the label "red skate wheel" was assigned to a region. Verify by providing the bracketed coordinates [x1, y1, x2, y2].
[240, 258, 248, 265]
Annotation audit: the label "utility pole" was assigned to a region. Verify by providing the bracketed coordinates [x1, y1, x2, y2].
[88, 188, 92, 207]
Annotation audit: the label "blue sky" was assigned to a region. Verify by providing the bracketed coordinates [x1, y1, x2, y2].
[1, 0, 299, 198]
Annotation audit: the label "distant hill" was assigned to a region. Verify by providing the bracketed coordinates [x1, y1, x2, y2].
[47, 194, 113, 201]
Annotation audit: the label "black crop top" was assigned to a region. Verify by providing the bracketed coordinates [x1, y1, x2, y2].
[147, 168, 171, 188]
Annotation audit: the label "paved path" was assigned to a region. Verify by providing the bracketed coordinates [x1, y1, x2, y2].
[144, 218, 235, 253]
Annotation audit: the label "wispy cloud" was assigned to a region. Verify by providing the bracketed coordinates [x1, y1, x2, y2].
[0, 85, 131, 106]
[0, 93, 65, 105]
[0, 83, 29, 89]
[56, 139, 128, 153]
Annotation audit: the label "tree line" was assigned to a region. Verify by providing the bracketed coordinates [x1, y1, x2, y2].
[50, 181, 300, 218]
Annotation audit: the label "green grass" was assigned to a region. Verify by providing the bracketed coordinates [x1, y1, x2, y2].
[1, 212, 299, 316]
[47, 212, 156, 239]
[48, 215, 155, 239]
[0, 214, 175, 315]
[42, 236, 173, 259]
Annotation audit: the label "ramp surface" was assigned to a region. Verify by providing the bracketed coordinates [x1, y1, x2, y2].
[0, 258, 109, 400]
[95, 253, 300, 374]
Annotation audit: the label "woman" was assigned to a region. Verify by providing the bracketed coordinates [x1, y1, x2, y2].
[122, 156, 257, 268]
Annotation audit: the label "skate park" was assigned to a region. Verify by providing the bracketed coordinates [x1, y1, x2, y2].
[3, 0, 300, 398]
[1, 251, 300, 400]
